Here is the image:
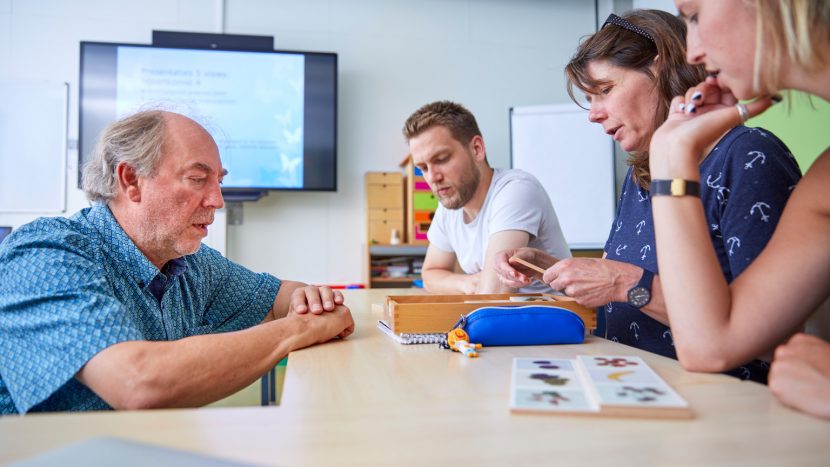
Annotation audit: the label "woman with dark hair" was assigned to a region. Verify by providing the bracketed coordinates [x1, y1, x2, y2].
[495, 9, 800, 382]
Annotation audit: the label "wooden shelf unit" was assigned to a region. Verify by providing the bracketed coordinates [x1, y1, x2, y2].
[365, 244, 427, 289]
[365, 172, 404, 245]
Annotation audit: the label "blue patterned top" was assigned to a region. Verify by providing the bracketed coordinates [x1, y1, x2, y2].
[0, 203, 281, 414]
[603, 126, 801, 382]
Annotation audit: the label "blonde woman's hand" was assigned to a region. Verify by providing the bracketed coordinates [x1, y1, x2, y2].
[649, 79, 774, 180]
[769, 333, 830, 420]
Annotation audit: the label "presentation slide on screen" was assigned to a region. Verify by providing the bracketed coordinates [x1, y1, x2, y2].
[116, 47, 305, 188]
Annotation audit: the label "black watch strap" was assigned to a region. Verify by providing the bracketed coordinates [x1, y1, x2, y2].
[626, 269, 654, 308]
[637, 268, 654, 290]
[651, 179, 700, 197]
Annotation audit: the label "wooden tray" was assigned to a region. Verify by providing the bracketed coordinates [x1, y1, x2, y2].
[385, 293, 596, 334]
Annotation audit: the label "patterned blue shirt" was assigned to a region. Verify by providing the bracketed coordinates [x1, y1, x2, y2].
[603, 126, 801, 382]
[0, 203, 281, 414]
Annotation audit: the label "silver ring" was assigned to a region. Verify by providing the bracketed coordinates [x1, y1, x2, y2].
[735, 103, 749, 124]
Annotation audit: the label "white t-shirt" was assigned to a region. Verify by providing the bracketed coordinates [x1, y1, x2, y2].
[427, 168, 571, 293]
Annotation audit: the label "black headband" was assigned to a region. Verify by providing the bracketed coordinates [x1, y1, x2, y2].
[603, 13, 655, 43]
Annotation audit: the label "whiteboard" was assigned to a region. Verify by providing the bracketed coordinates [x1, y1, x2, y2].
[0, 80, 68, 213]
[510, 103, 615, 249]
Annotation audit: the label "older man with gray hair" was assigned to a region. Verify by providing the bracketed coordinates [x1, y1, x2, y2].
[0, 110, 354, 414]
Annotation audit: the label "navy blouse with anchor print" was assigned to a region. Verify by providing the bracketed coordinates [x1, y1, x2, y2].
[603, 125, 801, 383]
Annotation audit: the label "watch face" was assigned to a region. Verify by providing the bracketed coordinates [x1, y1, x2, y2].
[627, 287, 651, 308]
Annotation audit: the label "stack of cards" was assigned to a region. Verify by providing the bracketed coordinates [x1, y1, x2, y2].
[510, 355, 692, 419]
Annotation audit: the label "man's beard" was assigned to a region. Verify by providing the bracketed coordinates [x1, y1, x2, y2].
[135, 211, 211, 264]
[438, 164, 480, 210]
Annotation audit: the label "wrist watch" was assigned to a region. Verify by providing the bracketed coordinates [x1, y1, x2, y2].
[626, 269, 654, 308]
[651, 179, 700, 197]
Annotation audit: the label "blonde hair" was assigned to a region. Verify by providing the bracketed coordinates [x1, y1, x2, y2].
[754, 0, 830, 92]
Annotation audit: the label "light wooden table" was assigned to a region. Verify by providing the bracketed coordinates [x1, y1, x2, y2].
[1, 289, 829, 466]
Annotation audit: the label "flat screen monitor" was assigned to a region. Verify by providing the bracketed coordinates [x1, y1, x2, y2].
[0, 226, 11, 244]
[79, 42, 337, 192]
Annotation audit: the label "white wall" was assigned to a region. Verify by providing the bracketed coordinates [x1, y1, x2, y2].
[632, 0, 677, 13]
[0, 0, 221, 234]
[0, 0, 596, 285]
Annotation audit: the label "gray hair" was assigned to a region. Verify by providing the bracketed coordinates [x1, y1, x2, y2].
[82, 110, 167, 203]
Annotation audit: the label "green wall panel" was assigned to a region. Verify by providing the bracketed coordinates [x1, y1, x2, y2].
[747, 93, 830, 171]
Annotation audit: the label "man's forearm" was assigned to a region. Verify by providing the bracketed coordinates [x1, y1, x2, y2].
[422, 269, 472, 294]
[475, 271, 513, 294]
[79, 317, 309, 409]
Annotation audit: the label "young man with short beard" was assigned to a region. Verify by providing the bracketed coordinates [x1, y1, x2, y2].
[403, 101, 570, 294]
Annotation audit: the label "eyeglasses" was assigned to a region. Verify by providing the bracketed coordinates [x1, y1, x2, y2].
[603, 13, 655, 43]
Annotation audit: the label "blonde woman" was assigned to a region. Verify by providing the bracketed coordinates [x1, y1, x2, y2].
[649, 0, 830, 418]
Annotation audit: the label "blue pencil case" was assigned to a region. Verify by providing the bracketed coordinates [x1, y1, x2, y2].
[455, 305, 585, 346]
